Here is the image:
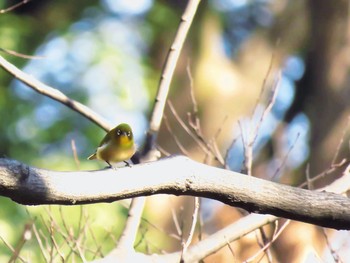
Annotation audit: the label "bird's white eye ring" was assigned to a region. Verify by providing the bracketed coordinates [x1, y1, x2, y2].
[117, 130, 121, 136]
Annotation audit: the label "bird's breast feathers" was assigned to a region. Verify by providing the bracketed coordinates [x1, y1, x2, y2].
[96, 141, 135, 163]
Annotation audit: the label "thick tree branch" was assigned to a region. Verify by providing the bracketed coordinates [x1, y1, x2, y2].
[0, 156, 349, 230]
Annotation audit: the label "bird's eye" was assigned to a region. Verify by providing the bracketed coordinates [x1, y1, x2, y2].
[116, 130, 121, 136]
[127, 131, 131, 137]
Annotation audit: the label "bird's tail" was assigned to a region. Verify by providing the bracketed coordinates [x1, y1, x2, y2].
[87, 153, 97, 160]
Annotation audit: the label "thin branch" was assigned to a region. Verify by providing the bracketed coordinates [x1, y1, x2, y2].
[244, 220, 290, 263]
[297, 116, 350, 189]
[186, 61, 198, 115]
[8, 222, 33, 263]
[250, 52, 276, 119]
[180, 197, 199, 262]
[170, 201, 183, 237]
[271, 132, 300, 181]
[224, 236, 236, 261]
[224, 134, 240, 169]
[299, 159, 349, 189]
[143, 0, 201, 154]
[242, 72, 281, 175]
[322, 229, 344, 263]
[256, 227, 273, 263]
[0, 234, 27, 263]
[163, 115, 191, 156]
[332, 116, 350, 165]
[32, 224, 49, 262]
[71, 139, 81, 170]
[116, 197, 146, 250]
[306, 163, 313, 190]
[239, 53, 279, 175]
[239, 120, 251, 175]
[0, 0, 31, 14]
[251, 71, 281, 146]
[0, 55, 111, 132]
[319, 163, 350, 194]
[168, 100, 209, 155]
[141, 216, 181, 241]
[0, 47, 44, 59]
[168, 100, 225, 164]
[238, 71, 281, 257]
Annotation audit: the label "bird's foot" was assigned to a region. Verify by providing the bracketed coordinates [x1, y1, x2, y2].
[105, 161, 118, 170]
[124, 161, 132, 168]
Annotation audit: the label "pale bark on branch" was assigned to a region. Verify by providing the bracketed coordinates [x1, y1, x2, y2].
[0, 156, 349, 230]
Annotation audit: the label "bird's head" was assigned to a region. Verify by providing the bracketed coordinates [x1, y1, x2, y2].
[114, 123, 134, 145]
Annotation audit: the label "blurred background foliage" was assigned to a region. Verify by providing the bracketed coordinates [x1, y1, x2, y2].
[1, 0, 350, 261]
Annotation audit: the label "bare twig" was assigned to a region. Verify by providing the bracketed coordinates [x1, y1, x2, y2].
[168, 100, 225, 165]
[306, 163, 313, 190]
[186, 61, 198, 115]
[244, 220, 290, 263]
[207, 116, 228, 165]
[238, 49, 280, 175]
[332, 117, 350, 165]
[32, 224, 50, 262]
[141, 216, 181, 241]
[86, 224, 107, 259]
[299, 116, 350, 188]
[42, 207, 84, 260]
[163, 115, 191, 156]
[271, 132, 300, 181]
[116, 197, 146, 251]
[224, 134, 240, 169]
[242, 72, 281, 175]
[299, 159, 348, 189]
[224, 236, 236, 261]
[0, 47, 44, 59]
[238, 120, 251, 175]
[8, 222, 33, 263]
[250, 53, 276, 118]
[197, 198, 203, 242]
[238, 68, 281, 256]
[257, 227, 273, 263]
[170, 202, 183, 237]
[180, 197, 200, 262]
[71, 139, 81, 170]
[322, 229, 344, 263]
[156, 144, 171, 156]
[251, 74, 281, 146]
[48, 229, 65, 262]
[0, 234, 27, 263]
[168, 100, 209, 155]
[0, 0, 31, 14]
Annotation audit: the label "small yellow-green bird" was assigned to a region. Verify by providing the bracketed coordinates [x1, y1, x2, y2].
[87, 123, 136, 167]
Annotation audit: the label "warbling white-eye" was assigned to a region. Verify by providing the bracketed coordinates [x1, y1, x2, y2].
[87, 123, 136, 167]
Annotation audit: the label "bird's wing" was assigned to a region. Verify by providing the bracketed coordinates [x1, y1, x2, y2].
[98, 128, 114, 147]
[87, 153, 97, 160]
